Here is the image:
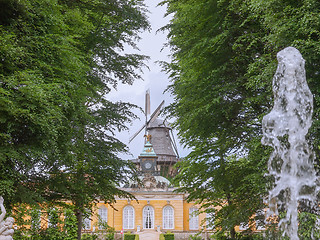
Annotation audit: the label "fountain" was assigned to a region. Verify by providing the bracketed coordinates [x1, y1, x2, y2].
[262, 47, 318, 239]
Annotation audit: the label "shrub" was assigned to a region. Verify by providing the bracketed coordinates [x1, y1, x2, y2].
[96, 223, 115, 240]
[124, 232, 136, 240]
[81, 234, 98, 240]
[163, 231, 174, 240]
[104, 233, 115, 240]
[189, 234, 202, 240]
[160, 234, 165, 240]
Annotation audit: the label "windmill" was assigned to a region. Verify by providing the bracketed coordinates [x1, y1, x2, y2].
[129, 90, 180, 177]
[129, 89, 164, 144]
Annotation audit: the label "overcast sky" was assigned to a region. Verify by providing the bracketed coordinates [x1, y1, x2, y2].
[108, 0, 190, 159]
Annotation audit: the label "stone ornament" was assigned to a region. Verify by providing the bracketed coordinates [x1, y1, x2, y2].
[0, 197, 14, 240]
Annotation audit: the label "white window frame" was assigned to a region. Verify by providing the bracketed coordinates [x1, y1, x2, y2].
[163, 205, 174, 229]
[255, 210, 265, 231]
[189, 207, 199, 230]
[143, 205, 154, 229]
[123, 205, 135, 229]
[239, 223, 249, 231]
[48, 208, 57, 228]
[206, 210, 215, 230]
[31, 209, 41, 229]
[82, 210, 91, 230]
[98, 207, 108, 230]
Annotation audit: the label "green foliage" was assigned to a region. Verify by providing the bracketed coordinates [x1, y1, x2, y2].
[13, 204, 78, 240]
[189, 234, 202, 240]
[95, 221, 115, 240]
[64, 208, 78, 240]
[163, 0, 320, 238]
[211, 233, 264, 240]
[124, 232, 137, 240]
[160, 233, 165, 240]
[81, 234, 98, 240]
[163, 231, 174, 240]
[12, 204, 29, 240]
[0, 0, 149, 238]
[298, 212, 320, 239]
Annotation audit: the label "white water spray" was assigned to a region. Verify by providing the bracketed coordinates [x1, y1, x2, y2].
[262, 47, 318, 240]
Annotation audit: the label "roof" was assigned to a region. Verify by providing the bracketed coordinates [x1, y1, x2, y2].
[147, 118, 171, 130]
[146, 118, 177, 157]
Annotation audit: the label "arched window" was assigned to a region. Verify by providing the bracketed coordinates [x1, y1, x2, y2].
[206, 210, 215, 230]
[31, 209, 41, 229]
[163, 206, 174, 229]
[98, 207, 108, 229]
[123, 205, 135, 229]
[143, 205, 154, 229]
[48, 208, 58, 228]
[82, 209, 91, 230]
[189, 207, 199, 230]
[239, 223, 248, 231]
[255, 210, 265, 231]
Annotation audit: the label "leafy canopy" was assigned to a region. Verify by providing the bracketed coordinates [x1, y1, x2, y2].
[163, 0, 320, 237]
[0, 0, 149, 237]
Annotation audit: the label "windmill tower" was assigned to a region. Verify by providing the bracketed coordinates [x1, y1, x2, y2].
[129, 90, 180, 178]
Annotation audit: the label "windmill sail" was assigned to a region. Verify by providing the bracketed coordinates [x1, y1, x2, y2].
[145, 89, 150, 115]
[129, 92, 180, 178]
[149, 100, 164, 123]
[129, 100, 165, 143]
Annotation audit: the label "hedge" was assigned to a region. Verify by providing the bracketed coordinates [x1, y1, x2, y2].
[164, 232, 174, 240]
[124, 232, 138, 240]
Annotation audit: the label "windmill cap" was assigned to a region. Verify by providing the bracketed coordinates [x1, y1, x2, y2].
[147, 118, 172, 130]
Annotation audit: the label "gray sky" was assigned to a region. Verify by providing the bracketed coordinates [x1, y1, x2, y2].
[108, 0, 190, 159]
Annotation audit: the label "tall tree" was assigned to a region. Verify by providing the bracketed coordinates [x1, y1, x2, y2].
[163, 0, 320, 238]
[0, 0, 149, 237]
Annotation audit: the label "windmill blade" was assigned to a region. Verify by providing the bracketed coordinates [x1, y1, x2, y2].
[145, 89, 150, 116]
[149, 100, 165, 124]
[129, 123, 146, 143]
[129, 100, 165, 143]
[169, 129, 180, 158]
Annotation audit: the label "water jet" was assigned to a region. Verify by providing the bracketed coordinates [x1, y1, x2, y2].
[262, 47, 318, 239]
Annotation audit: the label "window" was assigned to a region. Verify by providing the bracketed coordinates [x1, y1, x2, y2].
[163, 206, 174, 229]
[98, 207, 108, 229]
[189, 207, 199, 230]
[239, 223, 249, 231]
[206, 210, 215, 230]
[82, 210, 91, 230]
[31, 209, 41, 229]
[255, 210, 265, 231]
[48, 208, 58, 228]
[143, 205, 154, 229]
[123, 205, 135, 229]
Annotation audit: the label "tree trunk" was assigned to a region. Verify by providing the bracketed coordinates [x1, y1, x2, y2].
[75, 208, 83, 240]
[230, 227, 236, 239]
[226, 192, 236, 239]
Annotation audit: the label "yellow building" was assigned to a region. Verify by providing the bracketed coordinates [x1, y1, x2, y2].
[14, 116, 263, 239]
[84, 119, 212, 239]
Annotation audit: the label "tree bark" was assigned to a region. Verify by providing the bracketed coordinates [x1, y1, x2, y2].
[230, 226, 236, 239]
[226, 192, 236, 239]
[75, 208, 83, 240]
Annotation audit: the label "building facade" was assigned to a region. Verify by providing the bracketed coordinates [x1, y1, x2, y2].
[85, 118, 212, 238]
